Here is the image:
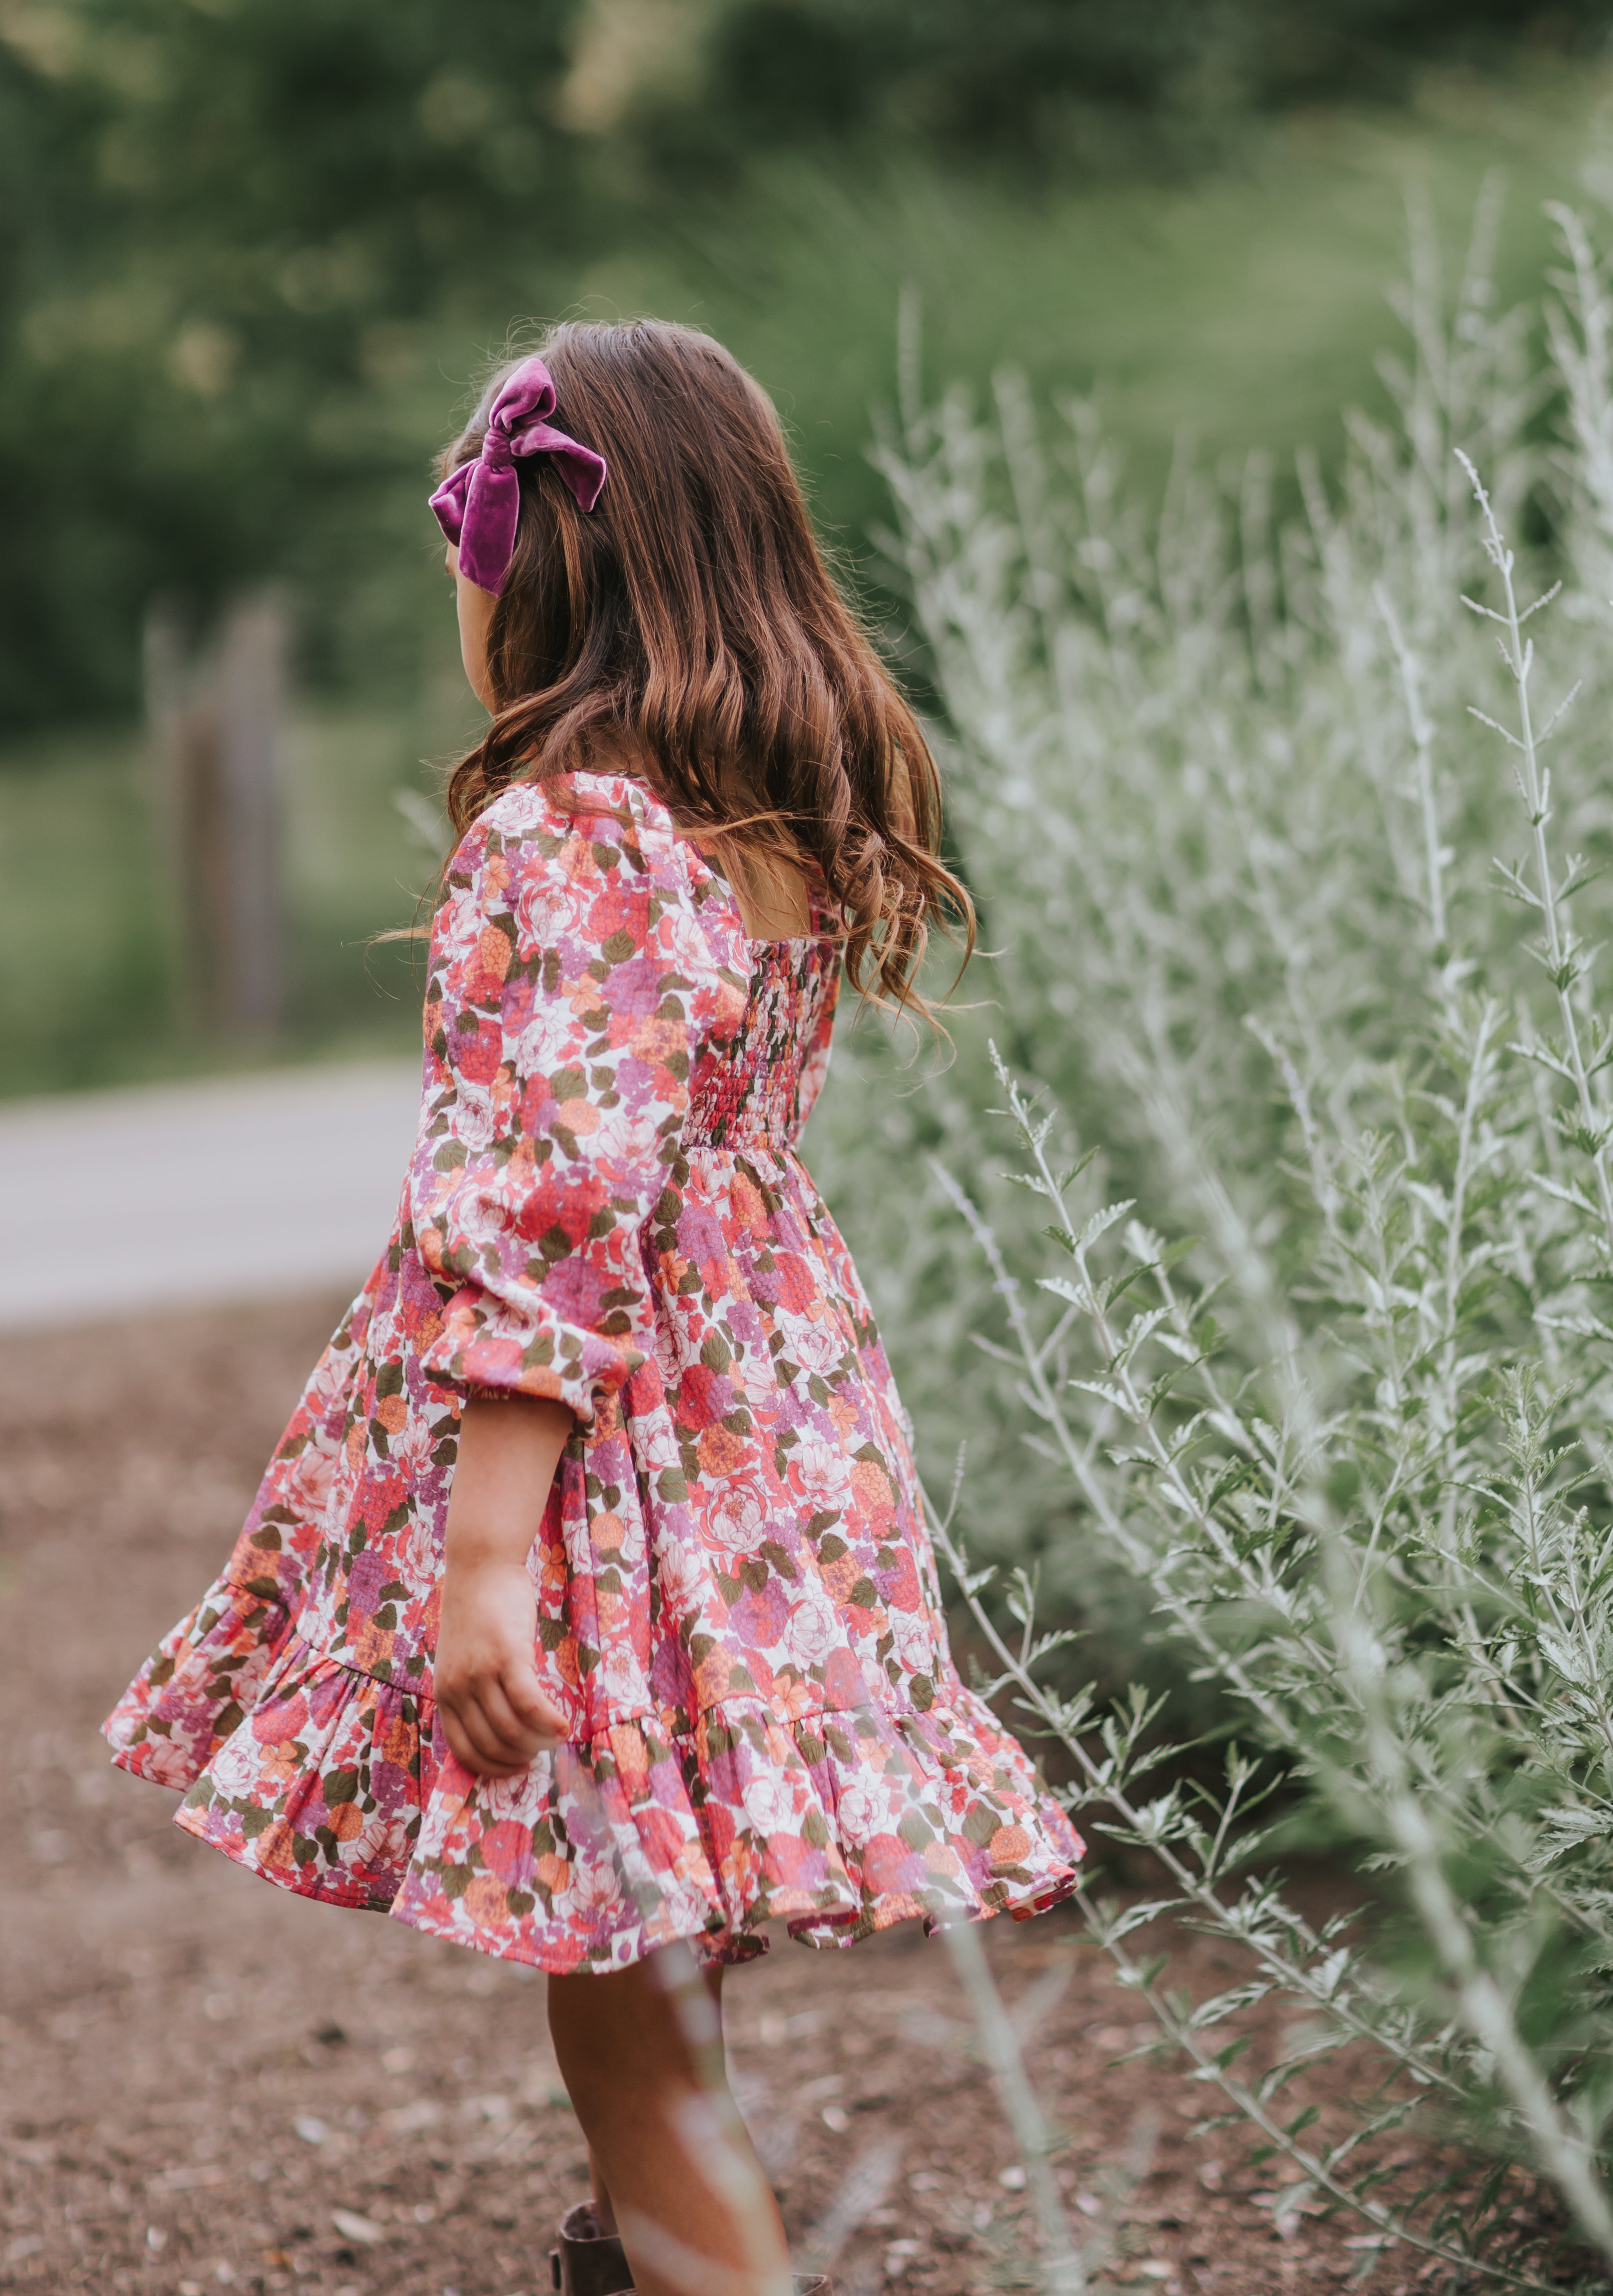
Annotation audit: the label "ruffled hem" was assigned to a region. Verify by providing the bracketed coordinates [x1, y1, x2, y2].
[104, 1573, 1081, 1971]
[105, 1575, 435, 1912]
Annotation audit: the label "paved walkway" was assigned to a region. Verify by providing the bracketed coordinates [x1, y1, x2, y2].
[0, 1061, 422, 1331]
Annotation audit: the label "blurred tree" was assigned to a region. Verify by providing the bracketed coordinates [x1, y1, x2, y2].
[659, 0, 1612, 173]
[0, 0, 591, 729]
[3, 0, 1608, 736]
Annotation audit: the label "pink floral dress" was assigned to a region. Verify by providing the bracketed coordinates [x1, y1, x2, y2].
[105, 772, 1081, 1971]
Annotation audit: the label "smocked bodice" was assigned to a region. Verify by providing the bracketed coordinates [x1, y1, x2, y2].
[684, 931, 840, 1153]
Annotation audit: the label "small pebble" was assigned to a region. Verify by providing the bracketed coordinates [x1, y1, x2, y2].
[331, 2210, 384, 2246]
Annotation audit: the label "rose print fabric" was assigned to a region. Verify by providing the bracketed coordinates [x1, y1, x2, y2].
[106, 772, 1081, 1970]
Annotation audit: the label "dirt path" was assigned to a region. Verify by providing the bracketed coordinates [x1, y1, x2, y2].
[0, 1295, 1539, 2296]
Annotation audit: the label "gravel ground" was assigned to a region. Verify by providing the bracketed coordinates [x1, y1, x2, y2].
[0, 1295, 1581, 2296]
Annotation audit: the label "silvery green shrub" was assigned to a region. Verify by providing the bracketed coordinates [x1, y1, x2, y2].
[810, 194, 1613, 2281]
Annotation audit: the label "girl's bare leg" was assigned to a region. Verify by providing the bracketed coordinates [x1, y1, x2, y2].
[547, 1948, 789, 2296]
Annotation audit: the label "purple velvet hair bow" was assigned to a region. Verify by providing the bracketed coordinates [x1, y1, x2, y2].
[428, 355, 608, 594]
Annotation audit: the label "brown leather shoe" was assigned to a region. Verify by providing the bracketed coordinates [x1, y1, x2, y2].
[548, 2207, 830, 2296]
[550, 2202, 632, 2296]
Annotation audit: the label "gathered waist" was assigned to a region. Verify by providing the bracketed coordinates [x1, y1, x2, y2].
[681, 1135, 804, 1160]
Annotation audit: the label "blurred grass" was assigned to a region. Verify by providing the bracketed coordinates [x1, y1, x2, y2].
[572, 69, 1605, 543]
[0, 704, 460, 1099]
[4, 64, 1608, 1098]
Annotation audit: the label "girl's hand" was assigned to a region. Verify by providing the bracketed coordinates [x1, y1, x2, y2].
[436, 1559, 564, 1777]
[437, 1392, 575, 1779]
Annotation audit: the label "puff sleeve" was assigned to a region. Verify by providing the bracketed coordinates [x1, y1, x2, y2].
[408, 782, 727, 1423]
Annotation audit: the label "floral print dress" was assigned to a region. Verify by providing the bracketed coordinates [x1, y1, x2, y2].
[105, 772, 1081, 1972]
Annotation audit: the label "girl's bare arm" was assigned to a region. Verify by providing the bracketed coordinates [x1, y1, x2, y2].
[436, 1394, 574, 1777]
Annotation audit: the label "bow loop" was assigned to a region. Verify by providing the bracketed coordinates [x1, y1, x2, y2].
[428, 355, 608, 594]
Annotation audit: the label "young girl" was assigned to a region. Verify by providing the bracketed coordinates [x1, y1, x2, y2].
[106, 322, 1082, 2296]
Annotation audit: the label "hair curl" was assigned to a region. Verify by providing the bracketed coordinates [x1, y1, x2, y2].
[440, 319, 971, 1017]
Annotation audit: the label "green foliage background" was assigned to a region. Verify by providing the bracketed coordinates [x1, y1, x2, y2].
[3, 0, 1609, 732]
[3, 0, 1613, 1099]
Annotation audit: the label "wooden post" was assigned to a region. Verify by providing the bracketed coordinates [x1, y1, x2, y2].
[216, 596, 286, 1032]
[144, 592, 288, 1035]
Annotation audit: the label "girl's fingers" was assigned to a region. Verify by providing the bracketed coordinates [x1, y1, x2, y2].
[502, 1665, 565, 1741]
[439, 1705, 482, 1772]
[476, 1674, 554, 1760]
[439, 1659, 563, 1778]
[443, 1691, 523, 1776]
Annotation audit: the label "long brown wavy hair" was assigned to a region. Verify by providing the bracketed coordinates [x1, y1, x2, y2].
[440, 319, 971, 1017]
